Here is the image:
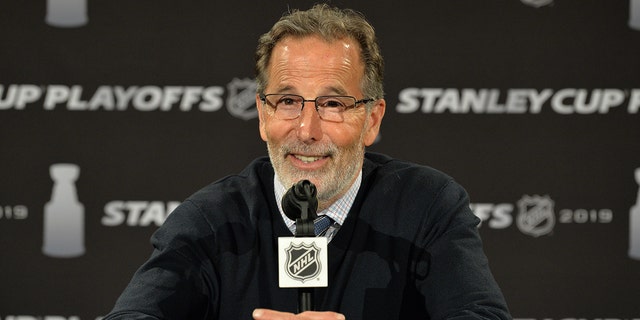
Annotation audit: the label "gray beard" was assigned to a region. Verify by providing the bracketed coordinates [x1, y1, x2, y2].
[266, 140, 364, 208]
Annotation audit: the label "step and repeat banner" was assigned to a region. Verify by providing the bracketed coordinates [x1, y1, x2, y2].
[1, 0, 639, 319]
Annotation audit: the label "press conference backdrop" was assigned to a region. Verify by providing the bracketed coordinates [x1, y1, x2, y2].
[1, 0, 639, 319]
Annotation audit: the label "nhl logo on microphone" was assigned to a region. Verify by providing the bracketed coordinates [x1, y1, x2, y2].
[285, 242, 321, 282]
[278, 237, 328, 288]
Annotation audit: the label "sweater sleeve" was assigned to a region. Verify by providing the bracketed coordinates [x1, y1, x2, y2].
[103, 200, 218, 320]
[414, 180, 511, 320]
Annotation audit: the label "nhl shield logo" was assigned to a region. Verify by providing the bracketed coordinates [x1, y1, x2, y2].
[285, 242, 321, 282]
[226, 78, 258, 120]
[516, 195, 555, 237]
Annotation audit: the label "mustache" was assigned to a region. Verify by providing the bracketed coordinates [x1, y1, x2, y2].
[280, 141, 338, 156]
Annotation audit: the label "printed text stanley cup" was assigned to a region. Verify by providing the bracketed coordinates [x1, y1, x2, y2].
[43, 164, 85, 257]
[630, 168, 640, 260]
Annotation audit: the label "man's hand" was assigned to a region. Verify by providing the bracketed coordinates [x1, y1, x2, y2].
[252, 308, 345, 320]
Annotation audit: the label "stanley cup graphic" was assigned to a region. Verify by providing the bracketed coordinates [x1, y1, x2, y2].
[630, 167, 640, 260]
[42, 164, 85, 258]
[45, 0, 88, 27]
[631, 0, 640, 31]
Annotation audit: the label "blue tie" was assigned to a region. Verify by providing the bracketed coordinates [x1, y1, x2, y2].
[314, 215, 333, 236]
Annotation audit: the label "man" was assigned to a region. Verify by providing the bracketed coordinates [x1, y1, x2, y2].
[105, 4, 511, 320]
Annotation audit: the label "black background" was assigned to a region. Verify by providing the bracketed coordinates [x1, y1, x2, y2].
[1, 0, 639, 318]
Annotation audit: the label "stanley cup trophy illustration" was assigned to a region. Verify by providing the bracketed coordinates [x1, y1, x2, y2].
[45, 0, 88, 27]
[42, 164, 85, 258]
[630, 168, 640, 260]
[631, 0, 640, 31]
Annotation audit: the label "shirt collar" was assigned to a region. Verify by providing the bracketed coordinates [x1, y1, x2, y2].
[274, 171, 362, 231]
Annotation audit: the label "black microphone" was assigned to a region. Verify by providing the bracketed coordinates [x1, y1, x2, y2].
[282, 180, 318, 237]
[281, 179, 319, 312]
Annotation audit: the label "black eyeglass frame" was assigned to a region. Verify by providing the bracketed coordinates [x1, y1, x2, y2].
[259, 93, 375, 122]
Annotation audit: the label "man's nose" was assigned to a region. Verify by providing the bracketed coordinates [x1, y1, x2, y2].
[296, 101, 323, 142]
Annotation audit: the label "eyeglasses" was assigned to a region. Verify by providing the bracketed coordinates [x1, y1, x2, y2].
[259, 93, 374, 123]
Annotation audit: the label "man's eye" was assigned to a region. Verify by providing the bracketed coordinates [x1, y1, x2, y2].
[280, 98, 297, 105]
[321, 99, 346, 108]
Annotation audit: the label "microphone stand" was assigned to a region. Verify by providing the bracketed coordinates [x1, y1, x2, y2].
[296, 200, 314, 312]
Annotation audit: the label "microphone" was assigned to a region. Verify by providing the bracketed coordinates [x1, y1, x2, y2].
[279, 180, 324, 312]
[282, 180, 318, 237]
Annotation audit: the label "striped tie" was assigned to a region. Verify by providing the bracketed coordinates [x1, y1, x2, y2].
[314, 215, 333, 236]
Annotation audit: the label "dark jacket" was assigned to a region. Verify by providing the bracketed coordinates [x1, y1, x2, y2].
[105, 152, 511, 320]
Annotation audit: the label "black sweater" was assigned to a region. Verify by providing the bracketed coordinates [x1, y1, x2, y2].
[105, 153, 510, 320]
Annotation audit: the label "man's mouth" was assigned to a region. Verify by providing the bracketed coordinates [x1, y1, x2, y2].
[293, 154, 324, 163]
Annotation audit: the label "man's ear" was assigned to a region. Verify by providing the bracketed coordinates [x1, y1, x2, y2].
[256, 94, 268, 142]
[364, 99, 386, 146]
